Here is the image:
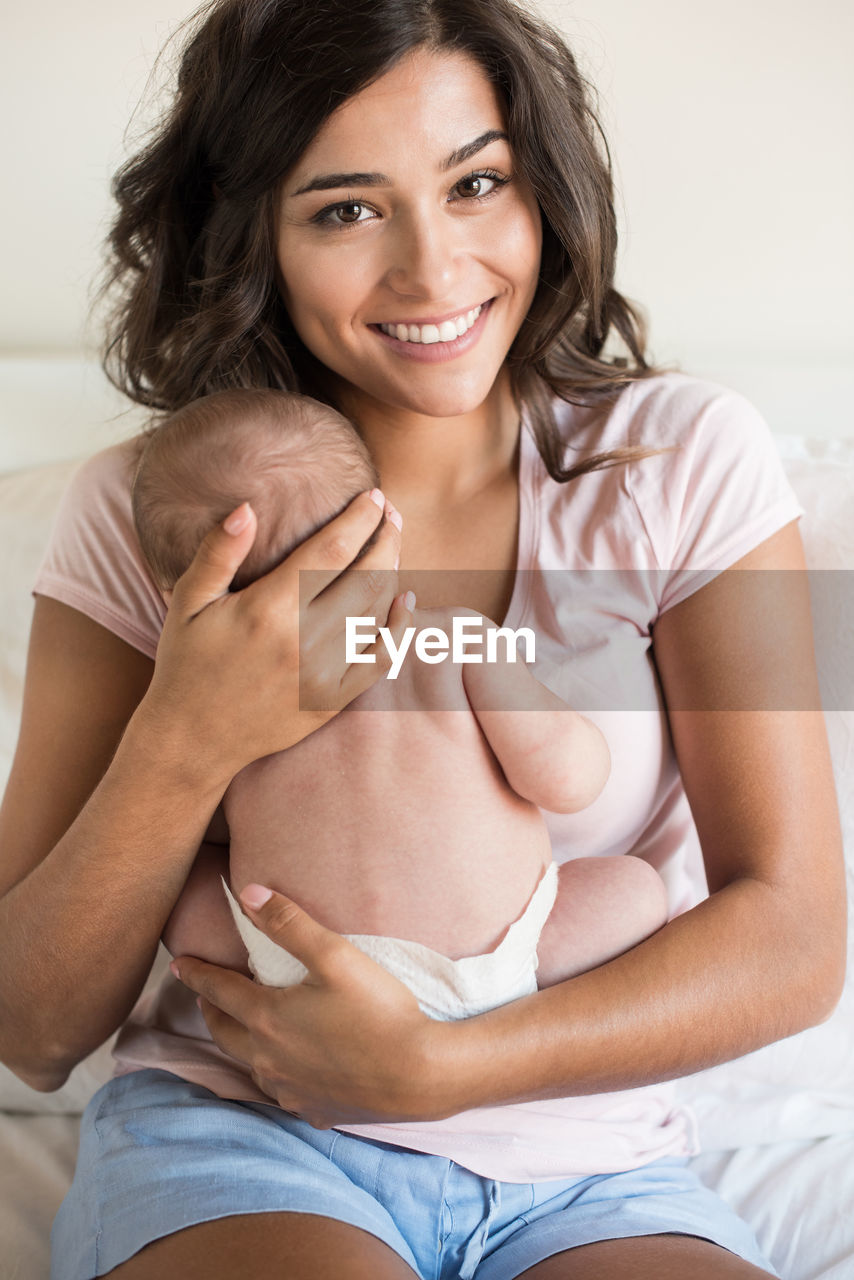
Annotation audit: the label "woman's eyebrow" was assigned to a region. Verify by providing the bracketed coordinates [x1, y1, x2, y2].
[442, 129, 509, 172]
[290, 130, 509, 196]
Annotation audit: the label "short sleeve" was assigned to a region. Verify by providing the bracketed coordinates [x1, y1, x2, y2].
[33, 439, 166, 658]
[625, 379, 804, 615]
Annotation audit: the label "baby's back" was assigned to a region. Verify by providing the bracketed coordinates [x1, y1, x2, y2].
[226, 608, 551, 957]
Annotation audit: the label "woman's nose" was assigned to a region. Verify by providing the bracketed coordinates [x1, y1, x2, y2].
[383, 209, 462, 301]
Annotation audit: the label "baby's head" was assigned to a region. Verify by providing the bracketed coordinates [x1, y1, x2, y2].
[132, 388, 379, 593]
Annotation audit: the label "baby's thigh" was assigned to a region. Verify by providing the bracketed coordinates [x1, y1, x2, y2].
[536, 857, 668, 987]
[162, 845, 249, 971]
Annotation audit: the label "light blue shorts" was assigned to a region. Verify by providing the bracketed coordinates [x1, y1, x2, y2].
[51, 1069, 777, 1279]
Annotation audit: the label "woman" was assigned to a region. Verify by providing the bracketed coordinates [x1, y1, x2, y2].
[0, 1, 844, 1276]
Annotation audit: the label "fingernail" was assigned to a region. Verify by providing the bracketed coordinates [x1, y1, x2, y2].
[368, 488, 385, 511]
[404, 591, 416, 611]
[169, 960, 181, 980]
[223, 502, 252, 535]
[386, 505, 403, 532]
[240, 883, 274, 911]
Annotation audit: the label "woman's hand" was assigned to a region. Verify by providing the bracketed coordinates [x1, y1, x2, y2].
[171, 886, 452, 1130]
[138, 491, 412, 791]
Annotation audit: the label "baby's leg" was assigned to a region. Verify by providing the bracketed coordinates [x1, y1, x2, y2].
[162, 844, 251, 975]
[535, 856, 668, 988]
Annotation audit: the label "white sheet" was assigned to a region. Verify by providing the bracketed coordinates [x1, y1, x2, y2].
[693, 1138, 854, 1279]
[0, 1114, 79, 1280]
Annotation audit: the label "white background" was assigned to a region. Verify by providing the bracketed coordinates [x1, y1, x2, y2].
[1, 0, 852, 461]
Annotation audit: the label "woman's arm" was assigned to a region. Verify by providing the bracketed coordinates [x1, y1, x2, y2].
[447, 521, 846, 1103]
[174, 520, 846, 1124]
[0, 494, 405, 1091]
[0, 599, 174, 1089]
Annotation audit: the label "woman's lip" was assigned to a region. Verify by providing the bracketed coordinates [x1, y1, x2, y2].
[370, 299, 493, 363]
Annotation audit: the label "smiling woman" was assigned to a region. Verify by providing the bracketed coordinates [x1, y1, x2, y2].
[103, 0, 653, 483]
[275, 50, 542, 421]
[1, 1, 844, 1279]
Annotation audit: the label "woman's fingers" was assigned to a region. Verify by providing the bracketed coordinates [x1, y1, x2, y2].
[171, 887, 355, 1008]
[169, 955, 256, 1021]
[197, 997, 256, 1069]
[236, 884, 352, 982]
[338, 590, 417, 704]
[169, 502, 258, 618]
[274, 489, 397, 599]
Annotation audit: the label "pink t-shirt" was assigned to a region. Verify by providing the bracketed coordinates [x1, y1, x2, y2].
[34, 373, 802, 1181]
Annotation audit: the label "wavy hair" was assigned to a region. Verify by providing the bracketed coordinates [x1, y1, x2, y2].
[102, 0, 662, 482]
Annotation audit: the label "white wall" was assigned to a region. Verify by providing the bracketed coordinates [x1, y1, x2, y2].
[2, 0, 852, 450]
[540, 0, 854, 436]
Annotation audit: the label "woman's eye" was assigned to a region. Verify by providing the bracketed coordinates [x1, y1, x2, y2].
[453, 171, 508, 200]
[314, 200, 376, 228]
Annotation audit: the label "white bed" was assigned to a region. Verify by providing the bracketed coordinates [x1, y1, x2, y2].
[1, 359, 853, 1280]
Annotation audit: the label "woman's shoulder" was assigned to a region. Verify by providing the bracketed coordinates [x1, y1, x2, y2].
[530, 372, 802, 592]
[551, 370, 774, 455]
[62, 433, 145, 504]
[33, 433, 164, 659]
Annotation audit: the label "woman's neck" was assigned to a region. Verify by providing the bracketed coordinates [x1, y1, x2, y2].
[337, 372, 520, 509]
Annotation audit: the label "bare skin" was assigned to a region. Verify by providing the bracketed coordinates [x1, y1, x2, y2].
[102, 1216, 419, 1280]
[518, 1234, 777, 1279]
[102, 1218, 774, 1280]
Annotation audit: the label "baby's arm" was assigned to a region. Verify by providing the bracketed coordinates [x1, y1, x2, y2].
[161, 842, 251, 975]
[462, 644, 610, 813]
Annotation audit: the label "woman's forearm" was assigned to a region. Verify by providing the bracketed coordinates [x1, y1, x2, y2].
[436, 871, 846, 1115]
[0, 707, 228, 1090]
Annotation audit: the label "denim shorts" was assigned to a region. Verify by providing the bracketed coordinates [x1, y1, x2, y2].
[51, 1069, 777, 1279]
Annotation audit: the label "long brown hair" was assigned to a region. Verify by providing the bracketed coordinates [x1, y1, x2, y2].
[101, 0, 661, 482]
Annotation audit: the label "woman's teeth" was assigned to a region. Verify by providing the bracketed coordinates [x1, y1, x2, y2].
[379, 305, 483, 345]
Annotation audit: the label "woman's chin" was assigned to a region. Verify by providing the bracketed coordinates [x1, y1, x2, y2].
[354, 369, 508, 423]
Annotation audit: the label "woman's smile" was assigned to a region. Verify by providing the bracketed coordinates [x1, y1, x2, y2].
[370, 298, 493, 363]
[375, 300, 486, 345]
[275, 47, 543, 423]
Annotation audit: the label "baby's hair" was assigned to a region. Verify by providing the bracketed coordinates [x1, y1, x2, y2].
[132, 388, 380, 591]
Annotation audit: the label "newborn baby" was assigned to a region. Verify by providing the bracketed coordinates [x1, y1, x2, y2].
[133, 388, 667, 1018]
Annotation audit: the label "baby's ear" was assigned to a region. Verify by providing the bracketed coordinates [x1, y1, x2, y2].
[162, 588, 174, 606]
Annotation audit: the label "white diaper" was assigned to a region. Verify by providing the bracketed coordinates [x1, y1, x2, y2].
[221, 862, 559, 1021]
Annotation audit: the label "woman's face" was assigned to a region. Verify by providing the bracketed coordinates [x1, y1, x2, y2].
[275, 47, 543, 422]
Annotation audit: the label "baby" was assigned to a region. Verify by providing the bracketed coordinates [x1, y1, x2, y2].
[133, 388, 668, 1018]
